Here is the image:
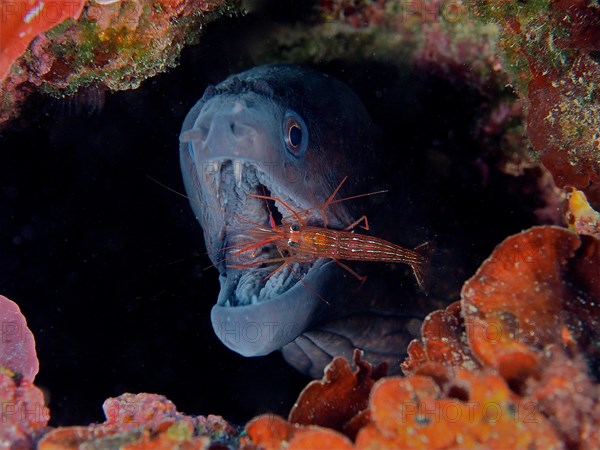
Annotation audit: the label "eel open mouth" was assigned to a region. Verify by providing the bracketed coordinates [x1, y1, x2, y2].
[204, 158, 324, 308]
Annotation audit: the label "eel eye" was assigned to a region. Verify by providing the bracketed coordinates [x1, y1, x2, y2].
[289, 125, 302, 147]
[290, 224, 300, 232]
[283, 110, 308, 157]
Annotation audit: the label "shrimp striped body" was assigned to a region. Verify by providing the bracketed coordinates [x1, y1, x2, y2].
[282, 225, 431, 293]
[228, 176, 433, 295]
[289, 227, 421, 262]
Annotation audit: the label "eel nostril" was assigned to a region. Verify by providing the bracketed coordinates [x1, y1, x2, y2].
[198, 126, 209, 141]
[229, 121, 254, 140]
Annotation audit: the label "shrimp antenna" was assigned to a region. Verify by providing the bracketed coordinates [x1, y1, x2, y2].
[329, 189, 388, 205]
[147, 175, 282, 271]
[293, 176, 388, 228]
[322, 175, 388, 208]
[146, 175, 190, 200]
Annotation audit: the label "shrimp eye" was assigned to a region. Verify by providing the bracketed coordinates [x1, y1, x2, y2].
[288, 240, 298, 248]
[290, 224, 300, 232]
[283, 111, 308, 157]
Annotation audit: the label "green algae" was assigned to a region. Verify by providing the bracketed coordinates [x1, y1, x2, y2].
[4, 0, 242, 104]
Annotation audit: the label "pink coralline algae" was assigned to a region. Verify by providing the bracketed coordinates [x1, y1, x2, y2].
[38, 393, 242, 449]
[0, 295, 39, 382]
[314, 1, 600, 208]
[0, 369, 50, 449]
[0, 296, 243, 449]
[0, 295, 49, 449]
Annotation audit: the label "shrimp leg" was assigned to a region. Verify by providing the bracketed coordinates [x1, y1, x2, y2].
[318, 175, 350, 228]
[344, 215, 369, 231]
[229, 236, 281, 257]
[227, 257, 289, 270]
[249, 176, 384, 229]
[332, 258, 367, 288]
[247, 193, 307, 225]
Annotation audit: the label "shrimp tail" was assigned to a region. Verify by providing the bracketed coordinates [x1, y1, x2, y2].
[412, 241, 435, 295]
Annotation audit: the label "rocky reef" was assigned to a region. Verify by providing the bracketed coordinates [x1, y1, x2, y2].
[2, 221, 599, 448]
[38, 393, 242, 449]
[2, 0, 600, 448]
[0, 293, 244, 449]
[474, 0, 600, 209]
[0, 0, 240, 127]
[247, 0, 599, 206]
[244, 226, 600, 449]
[3, 0, 598, 212]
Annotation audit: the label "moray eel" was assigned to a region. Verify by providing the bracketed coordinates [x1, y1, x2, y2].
[180, 64, 423, 377]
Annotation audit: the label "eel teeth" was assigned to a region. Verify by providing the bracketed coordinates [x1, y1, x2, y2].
[234, 159, 243, 187]
[206, 160, 221, 196]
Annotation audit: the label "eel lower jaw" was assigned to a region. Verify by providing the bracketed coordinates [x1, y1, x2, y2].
[216, 259, 325, 307]
[211, 259, 335, 357]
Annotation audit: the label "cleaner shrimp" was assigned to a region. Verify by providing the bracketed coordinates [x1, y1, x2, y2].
[227, 176, 433, 295]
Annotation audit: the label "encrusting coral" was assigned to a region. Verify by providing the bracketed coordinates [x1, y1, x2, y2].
[1, 223, 599, 448]
[472, 0, 600, 208]
[38, 393, 242, 449]
[0, 294, 244, 449]
[245, 226, 600, 449]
